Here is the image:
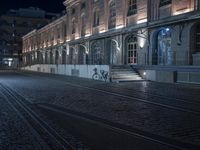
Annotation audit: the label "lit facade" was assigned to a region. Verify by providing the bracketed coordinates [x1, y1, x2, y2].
[22, 0, 200, 83]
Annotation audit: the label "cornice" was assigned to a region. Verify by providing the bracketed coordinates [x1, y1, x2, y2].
[63, 0, 80, 8]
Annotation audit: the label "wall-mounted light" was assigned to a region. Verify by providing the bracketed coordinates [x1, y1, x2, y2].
[66, 44, 70, 55]
[75, 49, 78, 54]
[111, 39, 121, 52]
[165, 28, 170, 32]
[85, 50, 89, 54]
[138, 36, 146, 49]
[80, 44, 89, 54]
[143, 71, 146, 76]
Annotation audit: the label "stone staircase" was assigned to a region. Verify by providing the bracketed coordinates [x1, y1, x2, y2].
[111, 65, 143, 82]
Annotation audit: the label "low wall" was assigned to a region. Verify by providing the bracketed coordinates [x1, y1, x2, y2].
[177, 72, 200, 84]
[21, 64, 110, 82]
[144, 70, 200, 84]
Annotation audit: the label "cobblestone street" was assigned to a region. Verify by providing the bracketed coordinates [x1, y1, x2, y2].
[0, 70, 200, 150]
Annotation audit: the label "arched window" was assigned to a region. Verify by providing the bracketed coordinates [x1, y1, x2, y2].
[157, 28, 173, 65]
[55, 50, 59, 64]
[108, 0, 116, 29]
[50, 51, 54, 64]
[127, 36, 137, 64]
[93, 9, 100, 27]
[62, 50, 67, 64]
[127, 0, 137, 16]
[45, 51, 48, 64]
[91, 41, 103, 64]
[78, 46, 87, 64]
[69, 47, 77, 64]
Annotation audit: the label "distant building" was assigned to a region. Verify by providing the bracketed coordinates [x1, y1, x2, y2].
[22, 0, 200, 84]
[0, 7, 58, 67]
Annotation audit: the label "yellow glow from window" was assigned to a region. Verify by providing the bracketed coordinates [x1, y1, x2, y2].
[115, 25, 124, 29]
[137, 19, 147, 24]
[85, 34, 91, 37]
[99, 30, 106, 33]
[173, 8, 191, 16]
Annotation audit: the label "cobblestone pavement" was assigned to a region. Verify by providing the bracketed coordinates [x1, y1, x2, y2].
[0, 70, 200, 149]
[0, 88, 44, 150]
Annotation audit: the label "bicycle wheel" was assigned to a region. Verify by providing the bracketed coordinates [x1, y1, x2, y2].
[92, 74, 100, 80]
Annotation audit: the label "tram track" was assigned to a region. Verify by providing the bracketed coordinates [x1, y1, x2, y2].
[37, 103, 194, 150]
[0, 83, 195, 150]
[0, 83, 76, 150]
[64, 82, 200, 114]
[1, 72, 200, 149]
[93, 84, 200, 111]
[102, 83, 200, 104]
[12, 71, 200, 115]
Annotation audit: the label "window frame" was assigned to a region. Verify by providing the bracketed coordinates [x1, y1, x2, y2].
[127, 0, 137, 16]
[159, 0, 172, 7]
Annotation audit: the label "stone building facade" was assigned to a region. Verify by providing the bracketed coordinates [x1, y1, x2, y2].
[22, 0, 200, 83]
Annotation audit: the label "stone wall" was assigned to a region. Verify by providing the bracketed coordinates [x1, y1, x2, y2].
[22, 64, 110, 82]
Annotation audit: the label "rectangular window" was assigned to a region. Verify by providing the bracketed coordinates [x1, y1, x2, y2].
[64, 23, 67, 37]
[71, 8, 76, 15]
[127, 0, 137, 16]
[72, 21, 76, 34]
[93, 11, 99, 27]
[196, 25, 200, 52]
[81, 2, 86, 9]
[160, 0, 172, 7]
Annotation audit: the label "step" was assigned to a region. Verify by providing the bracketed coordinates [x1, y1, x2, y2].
[112, 75, 140, 78]
[111, 65, 142, 83]
[112, 68, 133, 71]
[112, 78, 144, 83]
[111, 71, 138, 75]
[112, 76, 142, 80]
[112, 65, 132, 69]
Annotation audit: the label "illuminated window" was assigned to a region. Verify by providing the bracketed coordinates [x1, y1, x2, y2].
[91, 41, 103, 64]
[127, 0, 137, 16]
[108, 0, 116, 29]
[157, 28, 173, 65]
[127, 36, 137, 64]
[93, 10, 100, 27]
[160, 0, 172, 7]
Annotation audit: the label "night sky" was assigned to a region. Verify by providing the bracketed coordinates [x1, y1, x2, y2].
[1, 0, 65, 15]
